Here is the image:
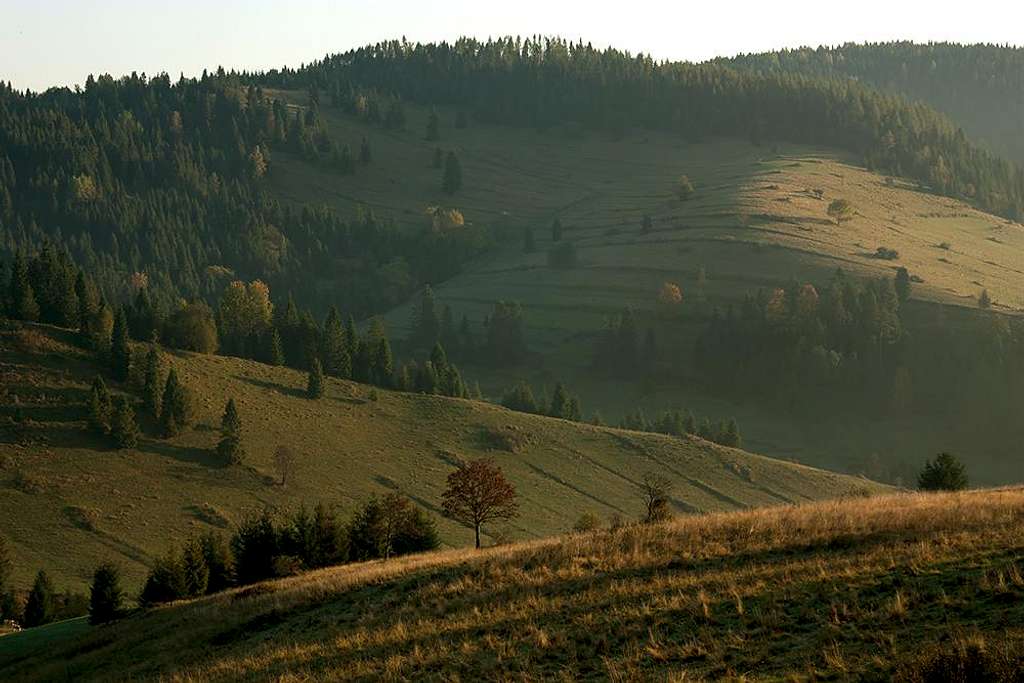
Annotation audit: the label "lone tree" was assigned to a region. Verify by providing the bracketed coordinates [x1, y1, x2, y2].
[442, 151, 462, 195]
[274, 445, 297, 486]
[88, 375, 113, 435]
[894, 267, 911, 304]
[88, 562, 123, 625]
[676, 175, 695, 200]
[307, 358, 325, 399]
[978, 289, 992, 309]
[159, 368, 192, 437]
[218, 398, 244, 465]
[23, 570, 55, 627]
[918, 453, 968, 491]
[827, 198, 855, 225]
[441, 458, 518, 549]
[641, 472, 673, 523]
[110, 396, 139, 449]
[425, 108, 440, 141]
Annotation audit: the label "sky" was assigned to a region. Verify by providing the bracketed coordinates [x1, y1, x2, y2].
[2, 0, 1020, 91]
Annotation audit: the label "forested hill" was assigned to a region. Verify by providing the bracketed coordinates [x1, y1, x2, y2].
[2, 38, 1024, 314]
[0, 75, 484, 315]
[259, 38, 1024, 221]
[715, 42, 1024, 167]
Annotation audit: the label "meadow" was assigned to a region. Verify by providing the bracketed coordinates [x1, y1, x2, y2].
[3, 486, 1021, 680]
[0, 323, 883, 591]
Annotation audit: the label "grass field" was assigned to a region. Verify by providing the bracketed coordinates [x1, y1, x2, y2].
[260, 94, 1024, 484]
[0, 323, 885, 591]
[3, 486, 1022, 680]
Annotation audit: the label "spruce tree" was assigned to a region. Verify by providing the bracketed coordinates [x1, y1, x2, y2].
[359, 136, 372, 164]
[442, 151, 462, 194]
[307, 359, 325, 399]
[374, 337, 394, 387]
[88, 562, 123, 625]
[549, 382, 571, 419]
[181, 538, 210, 597]
[425, 108, 440, 141]
[110, 308, 131, 382]
[142, 347, 162, 418]
[523, 227, 536, 253]
[159, 368, 191, 437]
[918, 453, 968, 491]
[88, 375, 113, 435]
[894, 267, 911, 304]
[551, 218, 563, 242]
[410, 286, 440, 350]
[110, 397, 139, 449]
[218, 398, 244, 464]
[23, 570, 55, 627]
[321, 306, 351, 378]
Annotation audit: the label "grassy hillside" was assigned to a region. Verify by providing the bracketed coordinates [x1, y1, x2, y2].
[0, 323, 884, 590]
[3, 487, 1022, 680]
[268, 95, 1024, 482]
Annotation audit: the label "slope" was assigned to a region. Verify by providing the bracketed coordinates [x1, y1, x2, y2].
[3, 487, 1022, 680]
[0, 322, 884, 590]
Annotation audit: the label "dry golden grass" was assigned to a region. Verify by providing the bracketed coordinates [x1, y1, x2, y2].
[4, 487, 1022, 680]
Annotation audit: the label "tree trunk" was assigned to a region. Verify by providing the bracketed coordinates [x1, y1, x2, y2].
[474, 523, 481, 549]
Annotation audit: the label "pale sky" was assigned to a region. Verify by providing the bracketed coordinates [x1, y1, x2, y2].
[2, 0, 1020, 91]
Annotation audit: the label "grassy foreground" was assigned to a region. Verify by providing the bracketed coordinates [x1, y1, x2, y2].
[2, 487, 1022, 680]
[0, 323, 885, 590]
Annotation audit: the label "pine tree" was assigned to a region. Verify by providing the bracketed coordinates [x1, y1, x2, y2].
[359, 136, 372, 164]
[265, 328, 285, 366]
[159, 368, 191, 437]
[374, 337, 394, 387]
[894, 267, 911, 304]
[142, 347, 162, 418]
[110, 397, 139, 449]
[410, 286, 440, 350]
[523, 227, 536, 253]
[549, 382, 571, 419]
[918, 453, 968, 491]
[978, 289, 992, 309]
[321, 306, 351, 378]
[88, 375, 113, 435]
[442, 151, 462, 194]
[23, 570, 55, 627]
[426, 108, 440, 141]
[218, 398, 244, 464]
[110, 308, 131, 382]
[88, 562, 123, 624]
[551, 218, 563, 242]
[719, 418, 742, 448]
[415, 361, 439, 394]
[181, 538, 210, 597]
[307, 358, 325, 399]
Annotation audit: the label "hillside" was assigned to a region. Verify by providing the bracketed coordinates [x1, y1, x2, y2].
[295, 93, 1024, 484]
[3, 487, 1022, 680]
[718, 42, 1024, 166]
[0, 323, 885, 590]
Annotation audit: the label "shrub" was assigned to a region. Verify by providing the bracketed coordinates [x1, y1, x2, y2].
[573, 512, 602, 533]
[875, 246, 900, 260]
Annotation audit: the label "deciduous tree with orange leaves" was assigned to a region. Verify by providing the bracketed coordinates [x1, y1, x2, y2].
[441, 458, 518, 549]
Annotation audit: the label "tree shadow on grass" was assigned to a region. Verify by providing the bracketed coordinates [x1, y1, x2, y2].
[233, 375, 307, 399]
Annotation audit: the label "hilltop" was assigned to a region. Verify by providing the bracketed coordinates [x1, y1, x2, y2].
[3, 487, 1022, 680]
[0, 323, 883, 590]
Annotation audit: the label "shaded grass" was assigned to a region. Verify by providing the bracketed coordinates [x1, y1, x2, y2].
[4, 487, 1023, 681]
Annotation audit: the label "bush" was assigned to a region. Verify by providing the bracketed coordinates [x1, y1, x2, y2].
[573, 512, 602, 533]
[139, 554, 186, 607]
[897, 637, 1024, 682]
